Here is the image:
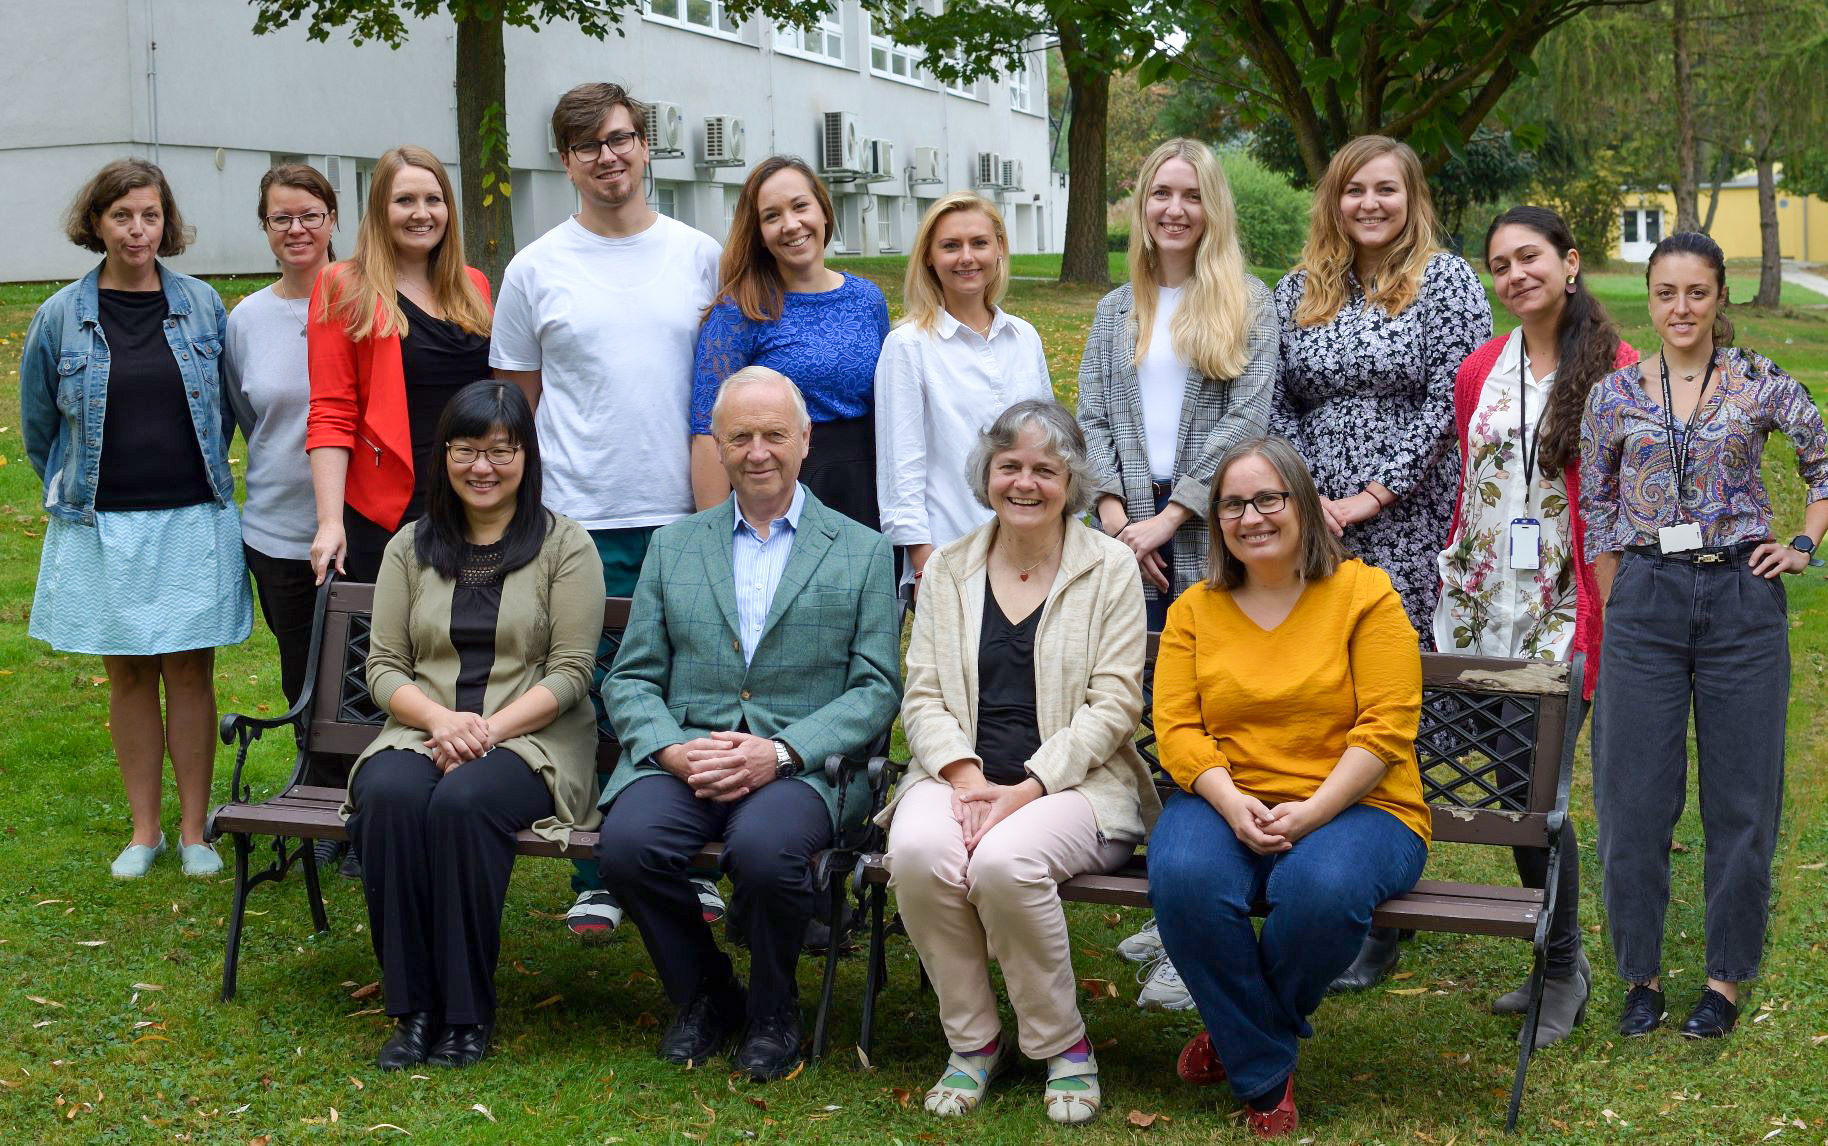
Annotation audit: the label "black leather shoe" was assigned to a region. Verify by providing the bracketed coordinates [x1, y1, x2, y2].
[803, 899, 857, 954]
[1328, 926, 1401, 993]
[376, 1012, 438, 1071]
[426, 1022, 491, 1068]
[732, 1009, 803, 1081]
[1617, 984, 1665, 1037]
[339, 846, 363, 880]
[659, 984, 745, 1065]
[1679, 988, 1739, 1039]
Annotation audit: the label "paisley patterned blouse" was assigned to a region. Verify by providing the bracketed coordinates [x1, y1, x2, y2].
[1273, 251, 1492, 636]
[1579, 347, 1828, 560]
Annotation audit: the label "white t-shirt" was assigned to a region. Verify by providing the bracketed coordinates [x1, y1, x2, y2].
[489, 214, 721, 530]
[223, 286, 315, 559]
[1136, 284, 1190, 482]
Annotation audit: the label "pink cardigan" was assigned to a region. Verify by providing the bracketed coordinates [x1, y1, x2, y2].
[1448, 334, 1637, 698]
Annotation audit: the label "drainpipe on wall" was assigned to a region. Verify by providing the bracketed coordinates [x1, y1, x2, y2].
[145, 0, 160, 164]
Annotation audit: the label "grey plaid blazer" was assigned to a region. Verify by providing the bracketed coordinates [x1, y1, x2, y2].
[599, 488, 902, 831]
[1075, 277, 1279, 604]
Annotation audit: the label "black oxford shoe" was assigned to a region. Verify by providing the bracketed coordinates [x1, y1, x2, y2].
[659, 984, 745, 1065]
[732, 1010, 803, 1082]
[426, 1021, 491, 1068]
[1679, 988, 1739, 1039]
[377, 1012, 438, 1071]
[1617, 984, 1665, 1037]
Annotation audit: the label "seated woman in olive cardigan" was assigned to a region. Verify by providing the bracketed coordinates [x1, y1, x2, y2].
[879, 399, 1159, 1127]
[1148, 434, 1429, 1138]
[345, 380, 604, 1072]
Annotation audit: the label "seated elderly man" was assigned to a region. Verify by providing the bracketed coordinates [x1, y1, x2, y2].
[595, 365, 902, 1081]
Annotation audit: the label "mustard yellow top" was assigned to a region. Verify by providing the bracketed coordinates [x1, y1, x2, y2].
[1154, 558, 1431, 846]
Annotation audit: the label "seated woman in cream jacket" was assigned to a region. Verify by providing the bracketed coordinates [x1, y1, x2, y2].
[877, 398, 1159, 1127]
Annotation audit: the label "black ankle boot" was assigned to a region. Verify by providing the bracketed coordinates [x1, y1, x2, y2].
[377, 1012, 438, 1071]
[1328, 926, 1402, 993]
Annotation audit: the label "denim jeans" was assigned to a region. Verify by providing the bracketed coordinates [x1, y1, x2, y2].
[1591, 550, 1789, 983]
[1150, 793, 1427, 1101]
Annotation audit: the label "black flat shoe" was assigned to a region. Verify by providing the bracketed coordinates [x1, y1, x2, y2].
[659, 983, 745, 1065]
[1617, 984, 1665, 1037]
[732, 1010, 803, 1082]
[1328, 926, 1401, 993]
[377, 1012, 439, 1071]
[426, 1022, 491, 1068]
[339, 846, 363, 880]
[1679, 988, 1739, 1039]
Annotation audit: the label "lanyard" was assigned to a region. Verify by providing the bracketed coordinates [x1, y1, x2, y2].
[1516, 342, 1540, 489]
[1657, 349, 1718, 507]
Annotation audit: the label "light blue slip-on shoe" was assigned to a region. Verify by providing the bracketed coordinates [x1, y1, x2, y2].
[111, 834, 167, 879]
[180, 841, 223, 877]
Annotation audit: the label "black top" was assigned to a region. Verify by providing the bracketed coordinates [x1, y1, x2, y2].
[94, 288, 214, 511]
[450, 539, 506, 715]
[973, 589, 1043, 786]
[399, 292, 490, 519]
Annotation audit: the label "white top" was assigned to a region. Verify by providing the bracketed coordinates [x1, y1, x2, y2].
[873, 307, 1052, 559]
[1432, 328, 1576, 659]
[1136, 284, 1189, 481]
[489, 214, 722, 530]
[222, 285, 316, 560]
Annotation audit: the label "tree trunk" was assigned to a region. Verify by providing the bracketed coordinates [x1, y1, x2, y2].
[1701, 148, 1730, 233]
[455, 13, 513, 287]
[1057, 19, 1111, 286]
[1671, 0, 1700, 232]
[1753, 152, 1782, 307]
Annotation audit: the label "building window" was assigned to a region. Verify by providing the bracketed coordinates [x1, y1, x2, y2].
[723, 184, 743, 234]
[1009, 56, 1034, 113]
[869, 15, 924, 84]
[655, 184, 678, 220]
[775, 5, 844, 63]
[876, 196, 900, 251]
[939, 54, 977, 98]
[646, 0, 740, 37]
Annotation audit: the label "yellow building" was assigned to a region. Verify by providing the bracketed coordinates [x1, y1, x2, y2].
[1616, 167, 1828, 263]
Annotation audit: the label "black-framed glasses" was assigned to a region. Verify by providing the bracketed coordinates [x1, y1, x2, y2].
[263, 211, 331, 232]
[1215, 491, 1292, 519]
[446, 442, 522, 465]
[568, 132, 642, 162]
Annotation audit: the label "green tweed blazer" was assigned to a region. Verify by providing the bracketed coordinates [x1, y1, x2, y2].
[599, 488, 902, 830]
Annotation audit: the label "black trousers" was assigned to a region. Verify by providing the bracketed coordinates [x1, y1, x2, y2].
[596, 773, 831, 1023]
[348, 747, 553, 1024]
[244, 543, 352, 788]
[802, 414, 879, 532]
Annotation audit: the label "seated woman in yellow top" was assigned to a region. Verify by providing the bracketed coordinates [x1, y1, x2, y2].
[1148, 434, 1429, 1139]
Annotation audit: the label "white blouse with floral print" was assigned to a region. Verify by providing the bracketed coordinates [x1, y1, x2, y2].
[1433, 330, 1576, 659]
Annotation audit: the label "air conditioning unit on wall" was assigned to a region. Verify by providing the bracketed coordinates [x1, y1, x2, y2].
[702, 116, 746, 166]
[821, 111, 866, 177]
[865, 140, 896, 183]
[910, 146, 943, 185]
[640, 100, 686, 158]
[974, 151, 1004, 188]
[999, 159, 1024, 191]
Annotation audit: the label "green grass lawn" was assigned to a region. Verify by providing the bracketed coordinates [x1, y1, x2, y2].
[2, 261, 1825, 1143]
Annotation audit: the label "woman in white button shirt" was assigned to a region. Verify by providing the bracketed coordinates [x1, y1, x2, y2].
[875, 193, 1052, 590]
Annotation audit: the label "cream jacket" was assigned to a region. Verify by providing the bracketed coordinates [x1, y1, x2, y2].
[877, 516, 1161, 844]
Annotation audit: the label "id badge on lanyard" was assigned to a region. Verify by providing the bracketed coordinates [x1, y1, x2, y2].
[1509, 518, 1541, 569]
[1511, 349, 1543, 570]
[1658, 351, 1717, 555]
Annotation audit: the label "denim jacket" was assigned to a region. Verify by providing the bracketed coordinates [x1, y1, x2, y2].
[21, 262, 235, 525]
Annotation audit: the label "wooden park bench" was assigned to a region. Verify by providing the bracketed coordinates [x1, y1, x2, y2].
[852, 641, 1585, 1133]
[204, 576, 895, 1062]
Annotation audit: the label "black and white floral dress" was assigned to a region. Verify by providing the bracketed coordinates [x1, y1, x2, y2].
[1271, 251, 1491, 637]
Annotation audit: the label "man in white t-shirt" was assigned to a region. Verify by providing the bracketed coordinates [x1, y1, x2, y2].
[491, 82, 724, 940]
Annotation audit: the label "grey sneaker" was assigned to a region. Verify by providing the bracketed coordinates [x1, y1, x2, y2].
[1135, 954, 1195, 1011]
[1115, 918, 1164, 964]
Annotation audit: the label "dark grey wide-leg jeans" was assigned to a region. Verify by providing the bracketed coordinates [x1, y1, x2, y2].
[1591, 549, 1790, 984]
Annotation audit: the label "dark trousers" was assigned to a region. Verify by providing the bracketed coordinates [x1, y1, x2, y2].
[803, 414, 879, 532]
[243, 543, 350, 787]
[1145, 487, 1177, 632]
[596, 773, 832, 1023]
[1592, 551, 1789, 983]
[343, 502, 418, 585]
[348, 747, 553, 1024]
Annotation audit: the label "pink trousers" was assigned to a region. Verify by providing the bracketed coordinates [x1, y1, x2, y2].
[885, 778, 1133, 1057]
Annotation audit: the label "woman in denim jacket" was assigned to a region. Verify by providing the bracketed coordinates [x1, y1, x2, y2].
[20, 159, 252, 879]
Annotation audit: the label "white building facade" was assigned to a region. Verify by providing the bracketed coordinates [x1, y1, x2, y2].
[3, 0, 1060, 283]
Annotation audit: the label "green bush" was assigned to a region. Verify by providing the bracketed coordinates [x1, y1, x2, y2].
[1107, 221, 1131, 252]
[1221, 148, 1310, 269]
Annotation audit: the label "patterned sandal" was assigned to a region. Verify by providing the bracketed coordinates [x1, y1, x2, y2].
[923, 1038, 1010, 1117]
[1044, 1043, 1101, 1125]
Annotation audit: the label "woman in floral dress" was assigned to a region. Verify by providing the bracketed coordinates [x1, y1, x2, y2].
[1434, 205, 1636, 1047]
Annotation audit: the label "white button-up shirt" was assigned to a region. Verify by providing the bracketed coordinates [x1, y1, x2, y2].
[730, 482, 805, 664]
[873, 307, 1052, 565]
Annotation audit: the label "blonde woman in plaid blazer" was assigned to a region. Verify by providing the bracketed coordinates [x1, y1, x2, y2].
[1077, 139, 1278, 632]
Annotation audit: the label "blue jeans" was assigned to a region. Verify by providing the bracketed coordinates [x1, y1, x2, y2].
[1149, 793, 1427, 1100]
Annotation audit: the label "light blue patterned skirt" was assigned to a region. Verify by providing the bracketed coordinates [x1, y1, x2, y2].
[30, 501, 254, 656]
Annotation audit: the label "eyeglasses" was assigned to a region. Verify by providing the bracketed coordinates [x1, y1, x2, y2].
[263, 211, 331, 232]
[568, 132, 642, 162]
[446, 443, 522, 465]
[1215, 491, 1291, 519]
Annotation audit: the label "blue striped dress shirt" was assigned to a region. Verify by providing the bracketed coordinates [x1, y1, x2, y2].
[730, 482, 806, 664]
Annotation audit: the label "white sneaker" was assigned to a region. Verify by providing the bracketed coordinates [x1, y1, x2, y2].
[1136, 954, 1195, 1011]
[1115, 918, 1164, 963]
[565, 888, 623, 938]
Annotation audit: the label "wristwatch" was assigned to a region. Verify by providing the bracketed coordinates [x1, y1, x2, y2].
[772, 739, 801, 779]
[1790, 534, 1817, 555]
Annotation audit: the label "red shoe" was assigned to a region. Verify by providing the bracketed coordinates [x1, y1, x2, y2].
[1245, 1075, 1298, 1139]
[1176, 1031, 1227, 1085]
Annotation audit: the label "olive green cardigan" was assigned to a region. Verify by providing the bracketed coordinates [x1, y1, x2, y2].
[341, 513, 607, 842]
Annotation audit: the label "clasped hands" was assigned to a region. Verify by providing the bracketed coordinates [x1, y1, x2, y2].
[424, 709, 496, 773]
[1099, 498, 1185, 594]
[945, 764, 1043, 853]
[1216, 790, 1327, 855]
[657, 731, 780, 803]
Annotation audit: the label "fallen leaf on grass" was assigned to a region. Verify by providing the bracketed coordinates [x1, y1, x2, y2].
[747, 1096, 768, 1111]
[32, 900, 66, 907]
[1810, 1034, 1828, 1046]
[783, 1061, 806, 1082]
[1387, 987, 1428, 996]
[634, 1012, 658, 1028]
[1079, 977, 1118, 998]
[1093, 1037, 1118, 1051]
[346, 1008, 385, 1018]
[512, 961, 536, 976]
[349, 1075, 365, 1090]
[889, 1088, 909, 1108]
[330, 1106, 340, 1123]
[1391, 971, 1415, 981]
[1127, 1110, 1160, 1128]
[472, 1104, 495, 1123]
[27, 996, 66, 1008]
[1754, 1011, 1772, 1023]
[1799, 862, 1824, 871]
[1079, 946, 1105, 959]
[1102, 912, 1121, 926]
[1670, 840, 1689, 853]
[132, 1034, 172, 1044]
[625, 969, 653, 984]
[131, 983, 164, 992]
[349, 981, 381, 1000]
[365, 1124, 411, 1135]
[855, 1045, 872, 1069]
[75, 940, 105, 947]
[33, 1020, 54, 1029]
[533, 994, 563, 1009]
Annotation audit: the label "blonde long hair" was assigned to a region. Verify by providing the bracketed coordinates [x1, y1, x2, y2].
[319, 145, 492, 341]
[1293, 135, 1441, 327]
[1127, 139, 1255, 381]
[901, 193, 1010, 331]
